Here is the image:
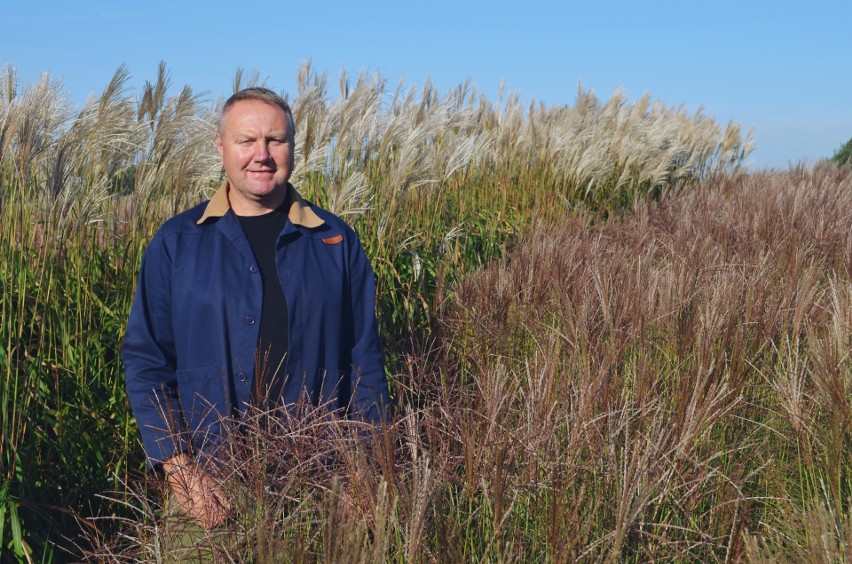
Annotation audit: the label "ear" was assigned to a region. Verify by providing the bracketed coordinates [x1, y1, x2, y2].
[215, 132, 224, 159]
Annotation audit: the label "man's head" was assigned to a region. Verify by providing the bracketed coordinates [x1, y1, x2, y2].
[216, 87, 296, 215]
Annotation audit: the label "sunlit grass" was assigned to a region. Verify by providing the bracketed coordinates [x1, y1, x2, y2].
[3, 61, 846, 561]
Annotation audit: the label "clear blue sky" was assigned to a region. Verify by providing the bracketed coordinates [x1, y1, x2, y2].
[2, 0, 850, 168]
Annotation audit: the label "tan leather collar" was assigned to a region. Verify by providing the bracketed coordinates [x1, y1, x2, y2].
[197, 181, 324, 228]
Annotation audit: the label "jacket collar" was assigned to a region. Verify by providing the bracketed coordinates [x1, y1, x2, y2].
[197, 181, 324, 228]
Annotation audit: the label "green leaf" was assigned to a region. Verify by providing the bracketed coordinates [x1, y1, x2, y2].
[9, 500, 23, 560]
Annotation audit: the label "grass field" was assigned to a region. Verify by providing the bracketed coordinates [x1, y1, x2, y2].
[1, 62, 849, 561]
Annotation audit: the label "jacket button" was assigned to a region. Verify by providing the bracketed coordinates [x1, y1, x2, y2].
[238, 372, 247, 382]
[246, 316, 255, 325]
[249, 265, 258, 273]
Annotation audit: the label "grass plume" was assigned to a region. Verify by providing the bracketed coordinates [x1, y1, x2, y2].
[7, 61, 848, 562]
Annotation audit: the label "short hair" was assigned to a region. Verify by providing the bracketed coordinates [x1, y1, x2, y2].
[218, 87, 295, 138]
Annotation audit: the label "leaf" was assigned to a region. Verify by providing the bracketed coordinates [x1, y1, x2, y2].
[9, 500, 24, 560]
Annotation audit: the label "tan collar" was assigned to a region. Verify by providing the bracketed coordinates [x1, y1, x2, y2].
[197, 181, 324, 228]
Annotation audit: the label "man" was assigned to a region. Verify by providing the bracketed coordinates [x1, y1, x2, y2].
[122, 87, 390, 528]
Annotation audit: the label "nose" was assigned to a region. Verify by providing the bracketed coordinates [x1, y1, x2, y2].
[253, 141, 271, 161]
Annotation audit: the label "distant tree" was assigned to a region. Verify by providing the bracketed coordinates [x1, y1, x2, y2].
[831, 136, 852, 166]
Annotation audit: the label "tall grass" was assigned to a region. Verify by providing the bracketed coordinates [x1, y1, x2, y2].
[0, 60, 763, 560]
[438, 165, 850, 560]
[289, 63, 752, 353]
[0, 64, 219, 561]
[84, 165, 851, 561]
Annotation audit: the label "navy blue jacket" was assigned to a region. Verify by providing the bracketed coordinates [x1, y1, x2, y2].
[122, 182, 390, 466]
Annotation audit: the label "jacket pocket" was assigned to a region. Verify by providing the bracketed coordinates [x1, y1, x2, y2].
[175, 364, 229, 448]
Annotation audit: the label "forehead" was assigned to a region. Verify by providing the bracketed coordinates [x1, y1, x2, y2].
[220, 99, 290, 134]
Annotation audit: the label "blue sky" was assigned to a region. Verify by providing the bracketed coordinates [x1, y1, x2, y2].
[2, 0, 850, 168]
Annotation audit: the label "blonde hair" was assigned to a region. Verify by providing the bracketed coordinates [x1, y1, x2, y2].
[218, 87, 295, 138]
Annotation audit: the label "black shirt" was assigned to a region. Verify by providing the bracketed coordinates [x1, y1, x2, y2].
[238, 206, 289, 408]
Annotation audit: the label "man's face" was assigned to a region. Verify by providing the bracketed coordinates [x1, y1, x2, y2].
[216, 99, 294, 214]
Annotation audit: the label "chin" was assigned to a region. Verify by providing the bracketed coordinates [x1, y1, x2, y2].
[246, 181, 277, 194]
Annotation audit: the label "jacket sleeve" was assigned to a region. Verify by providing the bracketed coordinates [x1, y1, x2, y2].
[346, 228, 391, 423]
[122, 231, 188, 467]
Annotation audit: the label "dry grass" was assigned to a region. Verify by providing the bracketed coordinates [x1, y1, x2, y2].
[78, 166, 852, 562]
[9, 61, 850, 562]
[434, 165, 851, 561]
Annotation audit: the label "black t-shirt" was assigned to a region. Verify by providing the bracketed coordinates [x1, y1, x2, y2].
[238, 206, 289, 408]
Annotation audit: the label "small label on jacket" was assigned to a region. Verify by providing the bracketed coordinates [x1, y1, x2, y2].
[322, 234, 344, 245]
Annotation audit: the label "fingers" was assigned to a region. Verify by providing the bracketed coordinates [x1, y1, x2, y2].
[192, 474, 228, 528]
[198, 475, 231, 528]
[197, 497, 228, 528]
[208, 480, 233, 515]
[168, 465, 232, 528]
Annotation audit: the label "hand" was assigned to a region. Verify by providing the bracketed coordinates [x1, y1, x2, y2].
[163, 454, 232, 529]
